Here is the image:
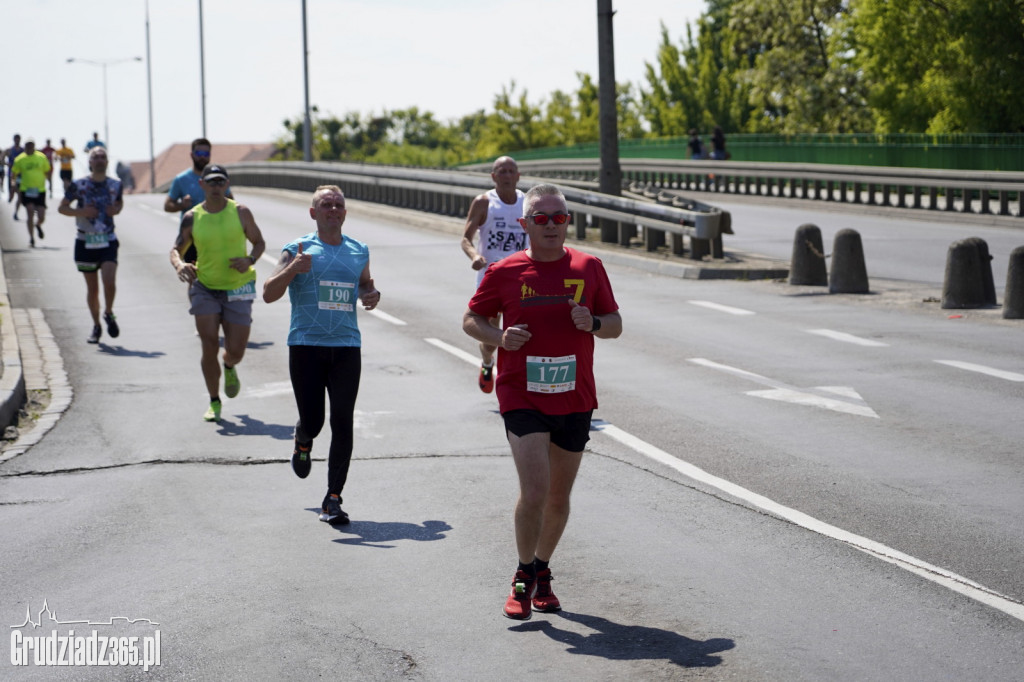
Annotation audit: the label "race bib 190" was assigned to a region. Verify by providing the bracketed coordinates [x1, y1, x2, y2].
[318, 280, 355, 311]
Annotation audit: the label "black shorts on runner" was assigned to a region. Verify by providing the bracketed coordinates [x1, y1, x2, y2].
[502, 409, 594, 453]
[20, 192, 46, 208]
[60, 169, 73, 181]
[74, 239, 119, 272]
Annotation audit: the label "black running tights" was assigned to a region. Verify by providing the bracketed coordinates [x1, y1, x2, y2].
[289, 345, 361, 496]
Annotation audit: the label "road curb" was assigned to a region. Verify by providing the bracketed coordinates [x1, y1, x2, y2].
[0, 237, 26, 442]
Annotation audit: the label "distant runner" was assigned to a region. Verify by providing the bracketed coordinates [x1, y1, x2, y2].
[460, 156, 527, 393]
[58, 147, 125, 344]
[11, 138, 51, 247]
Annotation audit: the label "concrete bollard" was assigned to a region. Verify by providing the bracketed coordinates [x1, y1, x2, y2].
[829, 228, 869, 294]
[1003, 246, 1024, 319]
[963, 237, 997, 306]
[941, 239, 985, 309]
[789, 223, 827, 286]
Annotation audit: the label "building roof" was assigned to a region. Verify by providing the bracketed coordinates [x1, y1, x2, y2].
[130, 142, 277, 193]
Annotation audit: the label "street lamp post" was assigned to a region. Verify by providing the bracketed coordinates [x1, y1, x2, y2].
[66, 56, 143, 151]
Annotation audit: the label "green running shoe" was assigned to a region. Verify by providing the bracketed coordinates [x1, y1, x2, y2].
[203, 400, 222, 422]
[223, 364, 240, 399]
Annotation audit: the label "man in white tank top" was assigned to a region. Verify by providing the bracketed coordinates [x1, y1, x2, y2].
[461, 156, 527, 393]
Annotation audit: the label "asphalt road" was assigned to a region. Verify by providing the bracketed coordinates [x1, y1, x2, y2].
[0, 188, 1022, 681]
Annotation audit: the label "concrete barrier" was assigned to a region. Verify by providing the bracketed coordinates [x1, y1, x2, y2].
[829, 228, 869, 294]
[1003, 246, 1024, 319]
[941, 238, 986, 309]
[789, 223, 827, 286]
[963, 237, 997, 306]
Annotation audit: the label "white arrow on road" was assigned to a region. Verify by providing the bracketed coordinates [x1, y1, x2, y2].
[688, 358, 879, 418]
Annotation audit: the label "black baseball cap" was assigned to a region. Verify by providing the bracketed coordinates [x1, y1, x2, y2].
[202, 165, 229, 181]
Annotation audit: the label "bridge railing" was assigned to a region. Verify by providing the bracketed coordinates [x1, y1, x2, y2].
[464, 159, 1024, 220]
[224, 161, 727, 260]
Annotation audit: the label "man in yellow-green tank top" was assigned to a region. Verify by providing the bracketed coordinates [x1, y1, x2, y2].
[169, 165, 266, 422]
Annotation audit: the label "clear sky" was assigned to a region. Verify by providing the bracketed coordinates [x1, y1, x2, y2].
[2, 0, 707, 171]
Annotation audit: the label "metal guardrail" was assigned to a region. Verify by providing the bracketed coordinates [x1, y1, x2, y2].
[463, 158, 1024, 220]
[224, 161, 726, 259]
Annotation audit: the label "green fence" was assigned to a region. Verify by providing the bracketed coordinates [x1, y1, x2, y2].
[505, 134, 1024, 172]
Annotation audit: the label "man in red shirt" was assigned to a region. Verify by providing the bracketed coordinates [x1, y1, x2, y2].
[464, 183, 623, 620]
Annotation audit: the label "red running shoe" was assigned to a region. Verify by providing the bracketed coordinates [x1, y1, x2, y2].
[479, 364, 494, 393]
[502, 569, 536, 620]
[532, 568, 561, 612]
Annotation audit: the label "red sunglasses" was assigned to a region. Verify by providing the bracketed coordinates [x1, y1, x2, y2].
[528, 213, 570, 225]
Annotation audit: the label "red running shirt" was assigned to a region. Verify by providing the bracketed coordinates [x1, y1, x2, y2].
[468, 248, 619, 415]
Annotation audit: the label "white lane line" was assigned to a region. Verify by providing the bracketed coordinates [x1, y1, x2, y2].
[688, 300, 756, 316]
[935, 360, 1024, 382]
[806, 329, 889, 347]
[367, 309, 407, 326]
[425, 338, 479, 365]
[689, 358, 779, 386]
[591, 419, 1024, 624]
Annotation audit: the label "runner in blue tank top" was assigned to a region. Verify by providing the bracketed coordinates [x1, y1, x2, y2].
[263, 184, 381, 526]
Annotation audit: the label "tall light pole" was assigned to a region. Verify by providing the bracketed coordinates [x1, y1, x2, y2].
[596, 0, 623, 244]
[66, 56, 143, 151]
[198, 0, 207, 137]
[302, 0, 312, 161]
[145, 0, 156, 190]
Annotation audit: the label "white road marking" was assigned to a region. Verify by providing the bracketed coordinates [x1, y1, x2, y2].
[746, 388, 878, 418]
[806, 329, 889, 347]
[689, 358, 879, 418]
[935, 360, 1024, 382]
[425, 338, 479, 365]
[367, 309, 407, 326]
[245, 381, 294, 399]
[688, 300, 756, 316]
[591, 419, 1024, 624]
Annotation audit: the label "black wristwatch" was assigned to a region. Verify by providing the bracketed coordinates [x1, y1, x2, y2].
[590, 316, 602, 334]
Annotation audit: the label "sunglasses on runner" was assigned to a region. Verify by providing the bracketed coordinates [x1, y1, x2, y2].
[193, 150, 211, 158]
[204, 178, 227, 187]
[528, 213, 570, 225]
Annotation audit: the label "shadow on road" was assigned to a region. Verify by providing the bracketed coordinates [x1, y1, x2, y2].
[511, 611, 734, 668]
[96, 344, 167, 358]
[321, 517, 453, 548]
[215, 414, 294, 440]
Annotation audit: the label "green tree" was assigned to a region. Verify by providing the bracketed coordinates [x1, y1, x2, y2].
[476, 82, 556, 159]
[853, 0, 1024, 132]
[728, 0, 869, 133]
[640, 24, 703, 137]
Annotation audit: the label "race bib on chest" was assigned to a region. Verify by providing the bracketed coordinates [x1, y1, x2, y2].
[84, 233, 109, 249]
[318, 280, 355, 311]
[526, 355, 577, 394]
[226, 281, 257, 301]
